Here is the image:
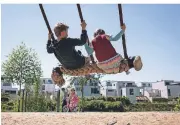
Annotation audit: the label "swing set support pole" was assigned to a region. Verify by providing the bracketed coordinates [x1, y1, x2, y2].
[118, 4, 128, 59]
[39, 4, 55, 42]
[118, 4, 130, 75]
[77, 4, 95, 64]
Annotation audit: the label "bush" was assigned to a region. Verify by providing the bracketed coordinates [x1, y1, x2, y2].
[106, 97, 116, 102]
[82, 96, 131, 105]
[81, 100, 123, 112]
[117, 96, 131, 106]
[152, 98, 168, 103]
[79, 100, 175, 112]
[123, 103, 175, 112]
[1, 93, 10, 102]
[1, 103, 8, 112]
[174, 97, 180, 111]
[26, 94, 56, 112]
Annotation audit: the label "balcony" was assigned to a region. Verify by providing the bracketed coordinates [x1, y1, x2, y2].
[126, 84, 137, 87]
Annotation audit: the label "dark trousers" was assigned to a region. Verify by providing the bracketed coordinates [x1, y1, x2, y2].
[128, 56, 135, 69]
[62, 99, 67, 112]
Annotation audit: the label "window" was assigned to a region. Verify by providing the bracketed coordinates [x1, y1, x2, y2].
[43, 80, 45, 84]
[3, 83, 11, 86]
[5, 90, 16, 94]
[76, 87, 81, 91]
[113, 84, 115, 86]
[142, 83, 146, 87]
[165, 82, 170, 85]
[148, 84, 151, 87]
[168, 89, 171, 96]
[129, 89, 134, 95]
[127, 83, 133, 86]
[90, 82, 98, 86]
[47, 80, 52, 84]
[121, 89, 122, 96]
[74, 81, 80, 86]
[94, 82, 98, 86]
[42, 85, 45, 90]
[106, 82, 112, 86]
[91, 88, 99, 94]
[108, 89, 114, 92]
[10, 91, 16, 94]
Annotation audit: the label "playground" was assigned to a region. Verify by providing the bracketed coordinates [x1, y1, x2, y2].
[2, 112, 180, 125]
[1, 3, 180, 125]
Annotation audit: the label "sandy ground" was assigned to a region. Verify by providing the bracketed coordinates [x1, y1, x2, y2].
[1, 112, 180, 125]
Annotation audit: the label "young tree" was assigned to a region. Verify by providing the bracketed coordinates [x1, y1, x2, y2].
[1, 42, 42, 112]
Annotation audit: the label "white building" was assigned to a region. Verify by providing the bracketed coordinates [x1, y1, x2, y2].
[40, 78, 57, 95]
[71, 78, 101, 97]
[152, 80, 180, 99]
[100, 81, 117, 97]
[100, 81, 140, 103]
[136, 82, 152, 96]
[143, 89, 161, 102]
[1, 82, 18, 99]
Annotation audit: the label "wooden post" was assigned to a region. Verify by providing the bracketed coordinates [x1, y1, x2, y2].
[21, 89, 25, 112]
[24, 91, 27, 112]
[18, 90, 20, 112]
[56, 89, 60, 112]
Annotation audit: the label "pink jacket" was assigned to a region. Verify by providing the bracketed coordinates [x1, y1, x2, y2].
[70, 94, 79, 105]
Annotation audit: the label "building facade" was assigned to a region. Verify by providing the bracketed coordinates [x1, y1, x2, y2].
[1, 82, 18, 99]
[71, 78, 101, 97]
[100, 81, 140, 103]
[40, 78, 57, 95]
[152, 80, 180, 99]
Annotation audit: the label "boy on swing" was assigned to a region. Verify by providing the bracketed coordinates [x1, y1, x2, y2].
[47, 21, 91, 85]
[85, 23, 143, 74]
[47, 20, 90, 71]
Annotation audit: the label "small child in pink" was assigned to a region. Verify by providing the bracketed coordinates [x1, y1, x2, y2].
[69, 88, 79, 111]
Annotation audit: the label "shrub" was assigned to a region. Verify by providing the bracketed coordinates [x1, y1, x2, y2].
[1, 93, 10, 102]
[106, 97, 116, 102]
[79, 100, 175, 112]
[174, 97, 180, 111]
[152, 98, 168, 103]
[128, 103, 175, 111]
[81, 100, 124, 112]
[26, 94, 53, 112]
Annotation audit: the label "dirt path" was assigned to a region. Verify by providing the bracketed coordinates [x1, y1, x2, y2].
[2, 112, 180, 125]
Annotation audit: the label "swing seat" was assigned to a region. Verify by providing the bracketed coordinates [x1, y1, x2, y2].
[51, 63, 106, 86]
[51, 56, 143, 86]
[60, 63, 105, 76]
[51, 61, 129, 86]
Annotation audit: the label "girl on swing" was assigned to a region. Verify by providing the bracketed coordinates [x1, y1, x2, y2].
[85, 23, 143, 74]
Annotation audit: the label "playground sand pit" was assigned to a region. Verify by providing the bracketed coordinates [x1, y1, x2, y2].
[1, 112, 180, 125]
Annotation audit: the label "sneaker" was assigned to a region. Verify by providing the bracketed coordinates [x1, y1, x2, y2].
[133, 56, 143, 71]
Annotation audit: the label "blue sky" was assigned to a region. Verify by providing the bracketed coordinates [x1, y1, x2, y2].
[1, 4, 180, 82]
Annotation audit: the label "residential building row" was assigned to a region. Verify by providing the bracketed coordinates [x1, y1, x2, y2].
[1, 77, 180, 103]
